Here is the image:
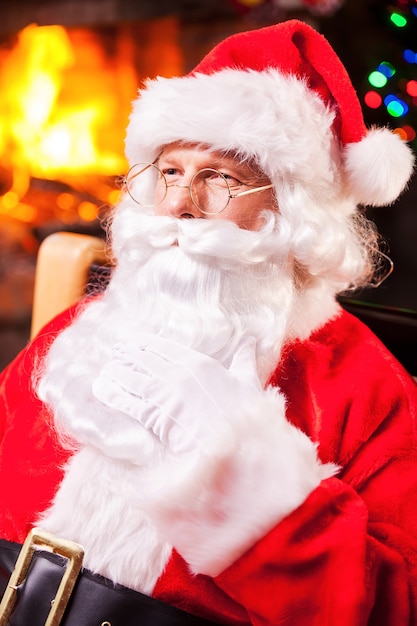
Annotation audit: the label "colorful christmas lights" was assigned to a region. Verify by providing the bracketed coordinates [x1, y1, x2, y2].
[384, 94, 409, 117]
[406, 79, 417, 96]
[390, 11, 408, 26]
[368, 70, 388, 88]
[362, 0, 417, 149]
[364, 91, 383, 108]
[404, 49, 417, 63]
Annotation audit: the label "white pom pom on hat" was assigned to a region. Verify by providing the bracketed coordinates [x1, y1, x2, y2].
[126, 19, 414, 207]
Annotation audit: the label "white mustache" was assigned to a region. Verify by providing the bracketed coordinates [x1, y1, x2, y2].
[120, 210, 289, 268]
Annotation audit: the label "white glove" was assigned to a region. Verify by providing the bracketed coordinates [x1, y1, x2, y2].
[92, 333, 262, 454]
[92, 332, 333, 578]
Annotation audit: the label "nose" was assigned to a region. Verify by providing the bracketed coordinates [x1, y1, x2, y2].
[156, 184, 203, 219]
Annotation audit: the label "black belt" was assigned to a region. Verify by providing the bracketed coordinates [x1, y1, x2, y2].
[0, 528, 220, 626]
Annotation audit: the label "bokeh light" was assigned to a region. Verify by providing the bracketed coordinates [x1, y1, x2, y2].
[390, 12, 408, 27]
[397, 125, 416, 141]
[406, 80, 417, 97]
[404, 49, 417, 63]
[377, 61, 396, 77]
[368, 71, 388, 88]
[364, 90, 383, 108]
[384, 94, 409, 117]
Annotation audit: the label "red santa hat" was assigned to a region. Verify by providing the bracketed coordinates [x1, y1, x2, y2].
[125, 19, 414, 207]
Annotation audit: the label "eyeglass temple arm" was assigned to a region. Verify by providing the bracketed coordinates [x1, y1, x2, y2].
[230, 183, 274, 199]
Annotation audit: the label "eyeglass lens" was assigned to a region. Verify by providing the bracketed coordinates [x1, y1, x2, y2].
[126, 163, 230, 214]
[190, 169, 230, 214]
[125, 163, 163, 209]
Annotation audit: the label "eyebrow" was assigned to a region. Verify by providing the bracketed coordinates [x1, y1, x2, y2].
[157, 151, 268, 184]
[215, 153, 268, 180]
[207, 156, 262, 180]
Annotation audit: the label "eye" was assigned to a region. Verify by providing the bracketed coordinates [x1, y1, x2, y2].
[160, 167, 180, 177]
[220, 172, 244, 189]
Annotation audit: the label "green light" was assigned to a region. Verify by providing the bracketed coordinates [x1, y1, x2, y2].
[390, 12, 408, 27]
[387, 101, 403, 117]
[385, 96, 408, 118]
[368, 71, 388, 88]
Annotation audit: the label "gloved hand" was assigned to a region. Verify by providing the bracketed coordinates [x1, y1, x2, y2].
[92, 333, 262, 455]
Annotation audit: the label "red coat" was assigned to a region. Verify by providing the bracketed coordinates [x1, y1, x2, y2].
[1, 305, 417, 626]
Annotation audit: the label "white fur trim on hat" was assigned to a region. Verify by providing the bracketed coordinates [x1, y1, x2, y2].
[344, 127, 414, 206]
[126, 69, 340, 203]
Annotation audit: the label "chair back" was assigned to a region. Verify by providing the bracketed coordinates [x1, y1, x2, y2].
[30, 232, 107, 339]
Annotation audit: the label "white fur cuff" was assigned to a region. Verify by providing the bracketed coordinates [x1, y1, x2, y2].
[139, 387, 337, 576]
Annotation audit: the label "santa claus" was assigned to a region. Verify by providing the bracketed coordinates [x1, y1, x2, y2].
[1, 19, 417, 626]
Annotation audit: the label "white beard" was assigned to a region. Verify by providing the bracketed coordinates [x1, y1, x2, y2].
[106, 212, 296, 381]
[35, 211, 305, 593]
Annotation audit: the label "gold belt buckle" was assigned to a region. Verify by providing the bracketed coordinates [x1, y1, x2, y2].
[0, 527, 84, 626]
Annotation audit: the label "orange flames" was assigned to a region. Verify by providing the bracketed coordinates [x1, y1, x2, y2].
[0, 19, 182, 226]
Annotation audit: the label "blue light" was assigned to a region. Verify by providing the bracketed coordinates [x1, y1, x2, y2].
[384, 94, 397, 105]
[404, 49, 417, 64]
[376, 62, 396, 77]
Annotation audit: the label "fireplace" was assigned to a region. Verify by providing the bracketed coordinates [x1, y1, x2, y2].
[0, 16, 194, 234]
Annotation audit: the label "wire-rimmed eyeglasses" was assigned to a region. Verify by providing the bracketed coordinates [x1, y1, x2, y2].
[124, 162, 273, 215]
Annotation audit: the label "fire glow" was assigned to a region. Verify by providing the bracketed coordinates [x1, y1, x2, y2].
[0, 20, 181, 226]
